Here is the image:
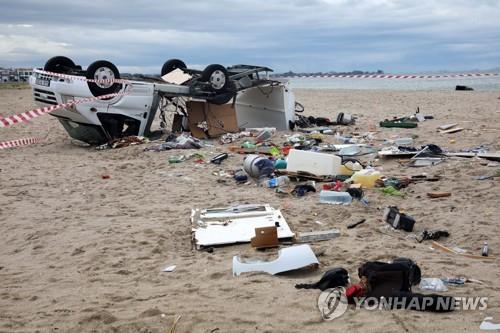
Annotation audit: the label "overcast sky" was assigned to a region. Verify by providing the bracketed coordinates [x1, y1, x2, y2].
[1, 0, 499, 73]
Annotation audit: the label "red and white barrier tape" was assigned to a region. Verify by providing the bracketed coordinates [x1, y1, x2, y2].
[35, 69, 131, 84]
[0, 136, 44, 150]
[282, 72, 500, 79]
[0, 90, 130, 128]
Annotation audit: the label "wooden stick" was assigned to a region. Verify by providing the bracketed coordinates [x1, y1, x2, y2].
[431, 241, 496, 260]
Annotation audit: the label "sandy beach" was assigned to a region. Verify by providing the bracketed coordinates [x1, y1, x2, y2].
[1, 87, 499, 332]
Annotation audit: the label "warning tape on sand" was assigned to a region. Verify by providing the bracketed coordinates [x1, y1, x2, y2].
[36, 69, 130, 84]
[282, 72, 500, 79]
[0, 91, 130, 129]
[0, 136, 44, 150]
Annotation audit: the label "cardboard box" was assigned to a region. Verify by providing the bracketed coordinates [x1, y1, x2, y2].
[187, 101, 239, 139]
[251, 226, 280, 249]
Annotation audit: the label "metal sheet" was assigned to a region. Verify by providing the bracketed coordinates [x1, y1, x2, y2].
[232, 244, 319, 276]
[192, 204, 294, 248]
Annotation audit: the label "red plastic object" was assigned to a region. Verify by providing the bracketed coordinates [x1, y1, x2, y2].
[345, 284, 366, 298]
[323, 183, 334, 190]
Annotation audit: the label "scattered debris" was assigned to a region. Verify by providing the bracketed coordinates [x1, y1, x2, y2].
[383, 206, 415, 232]
[455, 85, 473, 91]
[427, 192, 451, 198]
[145, 133, 202, 151]
[286, 149, 341, 177]
[319, 190, 352, 204]
[417, 230, 449, 242]
[232, 244, 319, 276]
[379, 118, 418, 128]
[295, 267, 349, 290]
[295, 229, 340, 243]
[191, 205, 294, 249]
[437, 123, 458, 131]
[446, 152, 500, 161]
[162, 265, 176, 272]
[251, 226, 280, 249]
[439, 126, 464, 134]
[431, 241, 496, 260]
[96, 135, 149, 150]
[419, 278, 448, 292]
[380, 186, 405, 197]
[480, 317, 500, 330]
[347, 219, 366, 229]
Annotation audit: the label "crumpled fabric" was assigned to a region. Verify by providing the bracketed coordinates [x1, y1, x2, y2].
[145, 133, 203, 152]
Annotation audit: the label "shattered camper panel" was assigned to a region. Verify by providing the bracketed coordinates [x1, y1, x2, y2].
[232, 244, 319, 276]
[191, 204, 295, 249]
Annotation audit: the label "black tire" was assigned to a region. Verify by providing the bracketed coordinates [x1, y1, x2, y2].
[86, 60, 122, 97]
[161, 59, 187, 76]
[200, 64, 230, 92]
[44, 56, 77, 73]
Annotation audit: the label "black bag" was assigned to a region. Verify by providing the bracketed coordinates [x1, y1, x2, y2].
[358, 258, 421, 298]
[295, 267, 349, 291]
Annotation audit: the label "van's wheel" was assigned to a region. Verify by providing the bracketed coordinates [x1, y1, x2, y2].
[44, 56, 78, 74]
[161, 59, 187, 76]
[200, 64, 229, 92]
[86, 60, 122, 98]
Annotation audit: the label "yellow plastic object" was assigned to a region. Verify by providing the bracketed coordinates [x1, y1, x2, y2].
[350, 169, 382, 188]
[339, 165, 354, 176]
[338, 161, 363, 176]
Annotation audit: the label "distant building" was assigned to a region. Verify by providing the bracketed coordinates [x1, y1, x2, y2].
[0, 67, 33, 83]
[16, 68, 33, 82]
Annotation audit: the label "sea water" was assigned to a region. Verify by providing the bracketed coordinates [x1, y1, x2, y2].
[288, 75, 500, 91]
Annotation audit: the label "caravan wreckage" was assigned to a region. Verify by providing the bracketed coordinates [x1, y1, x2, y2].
[29, 56, 296, 145]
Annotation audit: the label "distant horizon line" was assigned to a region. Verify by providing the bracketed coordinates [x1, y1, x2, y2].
[1, 65, 500, 76]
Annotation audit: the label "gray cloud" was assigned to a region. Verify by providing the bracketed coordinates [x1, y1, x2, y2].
[1, 0, 499, 73]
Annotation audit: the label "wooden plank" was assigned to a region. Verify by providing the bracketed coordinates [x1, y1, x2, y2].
[431, 241, 496, 260]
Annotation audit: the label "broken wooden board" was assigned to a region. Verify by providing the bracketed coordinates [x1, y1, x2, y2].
[427, 192, 452, 198]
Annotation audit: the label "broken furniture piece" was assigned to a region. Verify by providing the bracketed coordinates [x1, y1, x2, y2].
[191, 204, 294, 249]
[232, 244, 319, 276]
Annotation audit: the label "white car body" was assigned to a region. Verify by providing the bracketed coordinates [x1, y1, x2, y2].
[30, 68, 295, 144]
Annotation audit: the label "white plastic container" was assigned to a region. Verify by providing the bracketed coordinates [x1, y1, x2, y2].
[319, 191, 352, 205]
[286, 149, 341, 176]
